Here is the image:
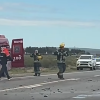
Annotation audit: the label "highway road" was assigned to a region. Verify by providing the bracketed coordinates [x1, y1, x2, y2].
[0, 70, 100, 100]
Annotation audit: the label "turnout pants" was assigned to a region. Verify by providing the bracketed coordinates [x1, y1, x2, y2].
[1, 72, 5, 77]
[57, 63, 66, 79]
[0, 64, 10, 79]
[34, 62, 41, 76]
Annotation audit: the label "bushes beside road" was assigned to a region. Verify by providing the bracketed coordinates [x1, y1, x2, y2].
[9, 55, 78, 74]
[24, 55, 77, 68]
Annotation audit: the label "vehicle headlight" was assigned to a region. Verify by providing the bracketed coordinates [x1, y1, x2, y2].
[77, 61, 80, 64]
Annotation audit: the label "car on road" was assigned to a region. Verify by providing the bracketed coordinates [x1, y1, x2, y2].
[95, 58, 100, 68]
[76, 55, 96, 70]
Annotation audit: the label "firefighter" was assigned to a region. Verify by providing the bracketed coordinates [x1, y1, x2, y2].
[1, 72, 5, 77]
[30, 50, 43, 76]
[0, 46, 13, 80]
[53, 43, 69, 79]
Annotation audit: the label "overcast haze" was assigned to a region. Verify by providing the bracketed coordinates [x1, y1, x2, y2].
[0, 0, 100, 48]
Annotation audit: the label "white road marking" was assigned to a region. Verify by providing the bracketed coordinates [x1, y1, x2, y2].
[0, 84, 42, 92]
[66, 78, 80, 81]
[73, 96, 86, 99]
[40, 78, 80, 85]
[73, 94, 100, 99]
[94, 75, 100, 77]
[0, 78, 80, 92]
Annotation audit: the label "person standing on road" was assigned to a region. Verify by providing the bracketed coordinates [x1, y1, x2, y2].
[0, 46, 13, 80]
[53, 43, 69, 79]
[30, 50, 43, 76]
[0, 46, 7, 77]
[0, 45, 11, 77]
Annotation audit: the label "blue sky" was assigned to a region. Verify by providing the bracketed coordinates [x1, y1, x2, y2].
[0, 0, 100, 48]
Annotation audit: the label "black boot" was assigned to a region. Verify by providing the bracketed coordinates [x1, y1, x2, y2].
[8, 76, 12, 80]
[59, 74, 64, 79]
[37, 73, 40, 76]
[34, 73, 37, 76]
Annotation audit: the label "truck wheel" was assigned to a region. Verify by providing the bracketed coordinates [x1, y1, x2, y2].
[80, 68, 83, 70]
[93, 66, 96, 70]
[77, 67, 83, 70]
[90, 67, 93, 70]
[77, 67, 79, 70]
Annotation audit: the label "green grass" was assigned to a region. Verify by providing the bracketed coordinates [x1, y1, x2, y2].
[9, 55, 78, 75]
[24, 55, 77, 68]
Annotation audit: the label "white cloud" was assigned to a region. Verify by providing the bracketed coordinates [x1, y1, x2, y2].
[0, 18, 99, 27]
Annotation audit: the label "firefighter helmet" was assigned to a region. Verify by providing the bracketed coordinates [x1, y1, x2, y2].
[59, 43, 65, 48]
[38, 55, 43, 60]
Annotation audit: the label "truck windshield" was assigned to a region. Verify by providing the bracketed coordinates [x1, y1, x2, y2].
[96, 59, 100, 62]
[80, 56, 91, 59]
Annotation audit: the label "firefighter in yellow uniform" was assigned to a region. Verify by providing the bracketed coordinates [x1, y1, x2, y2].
[53, 43, 69, 79]
[30, 50, 43, 76]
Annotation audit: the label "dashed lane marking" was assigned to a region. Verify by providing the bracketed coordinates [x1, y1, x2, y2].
[0, 78, 80, 92]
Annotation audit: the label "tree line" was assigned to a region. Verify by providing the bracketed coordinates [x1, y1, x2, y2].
[24, 46, 90, 55]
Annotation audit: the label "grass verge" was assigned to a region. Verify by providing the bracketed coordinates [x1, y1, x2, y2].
[8, 55, 78, 76]
[9, 66, 77, 76]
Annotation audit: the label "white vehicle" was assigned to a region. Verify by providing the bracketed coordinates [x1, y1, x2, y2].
[76, 55, 96, 70]
[95, 58, 100, 68]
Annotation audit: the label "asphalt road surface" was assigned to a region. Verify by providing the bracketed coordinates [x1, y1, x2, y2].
[1, 70, 100, 100]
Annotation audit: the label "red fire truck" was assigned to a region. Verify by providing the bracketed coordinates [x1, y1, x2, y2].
[0, 35, 24, 69]
[11, 38, 24, 67]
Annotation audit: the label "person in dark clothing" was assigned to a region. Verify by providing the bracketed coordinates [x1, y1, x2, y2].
[30, 50, 43, 76]
[0, 47, 13, 80]
[0, 45, 10, 78]
[1, 72, 5, 77]
[53, 43, 69, 79]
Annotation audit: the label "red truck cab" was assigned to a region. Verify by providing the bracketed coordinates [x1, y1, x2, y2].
[11, 38, 24, 67]
[0, 35, 24, 68]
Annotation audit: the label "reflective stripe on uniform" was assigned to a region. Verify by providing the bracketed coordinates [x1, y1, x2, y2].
[34, 60, 40, 62]
[57, 60, 65, 63]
